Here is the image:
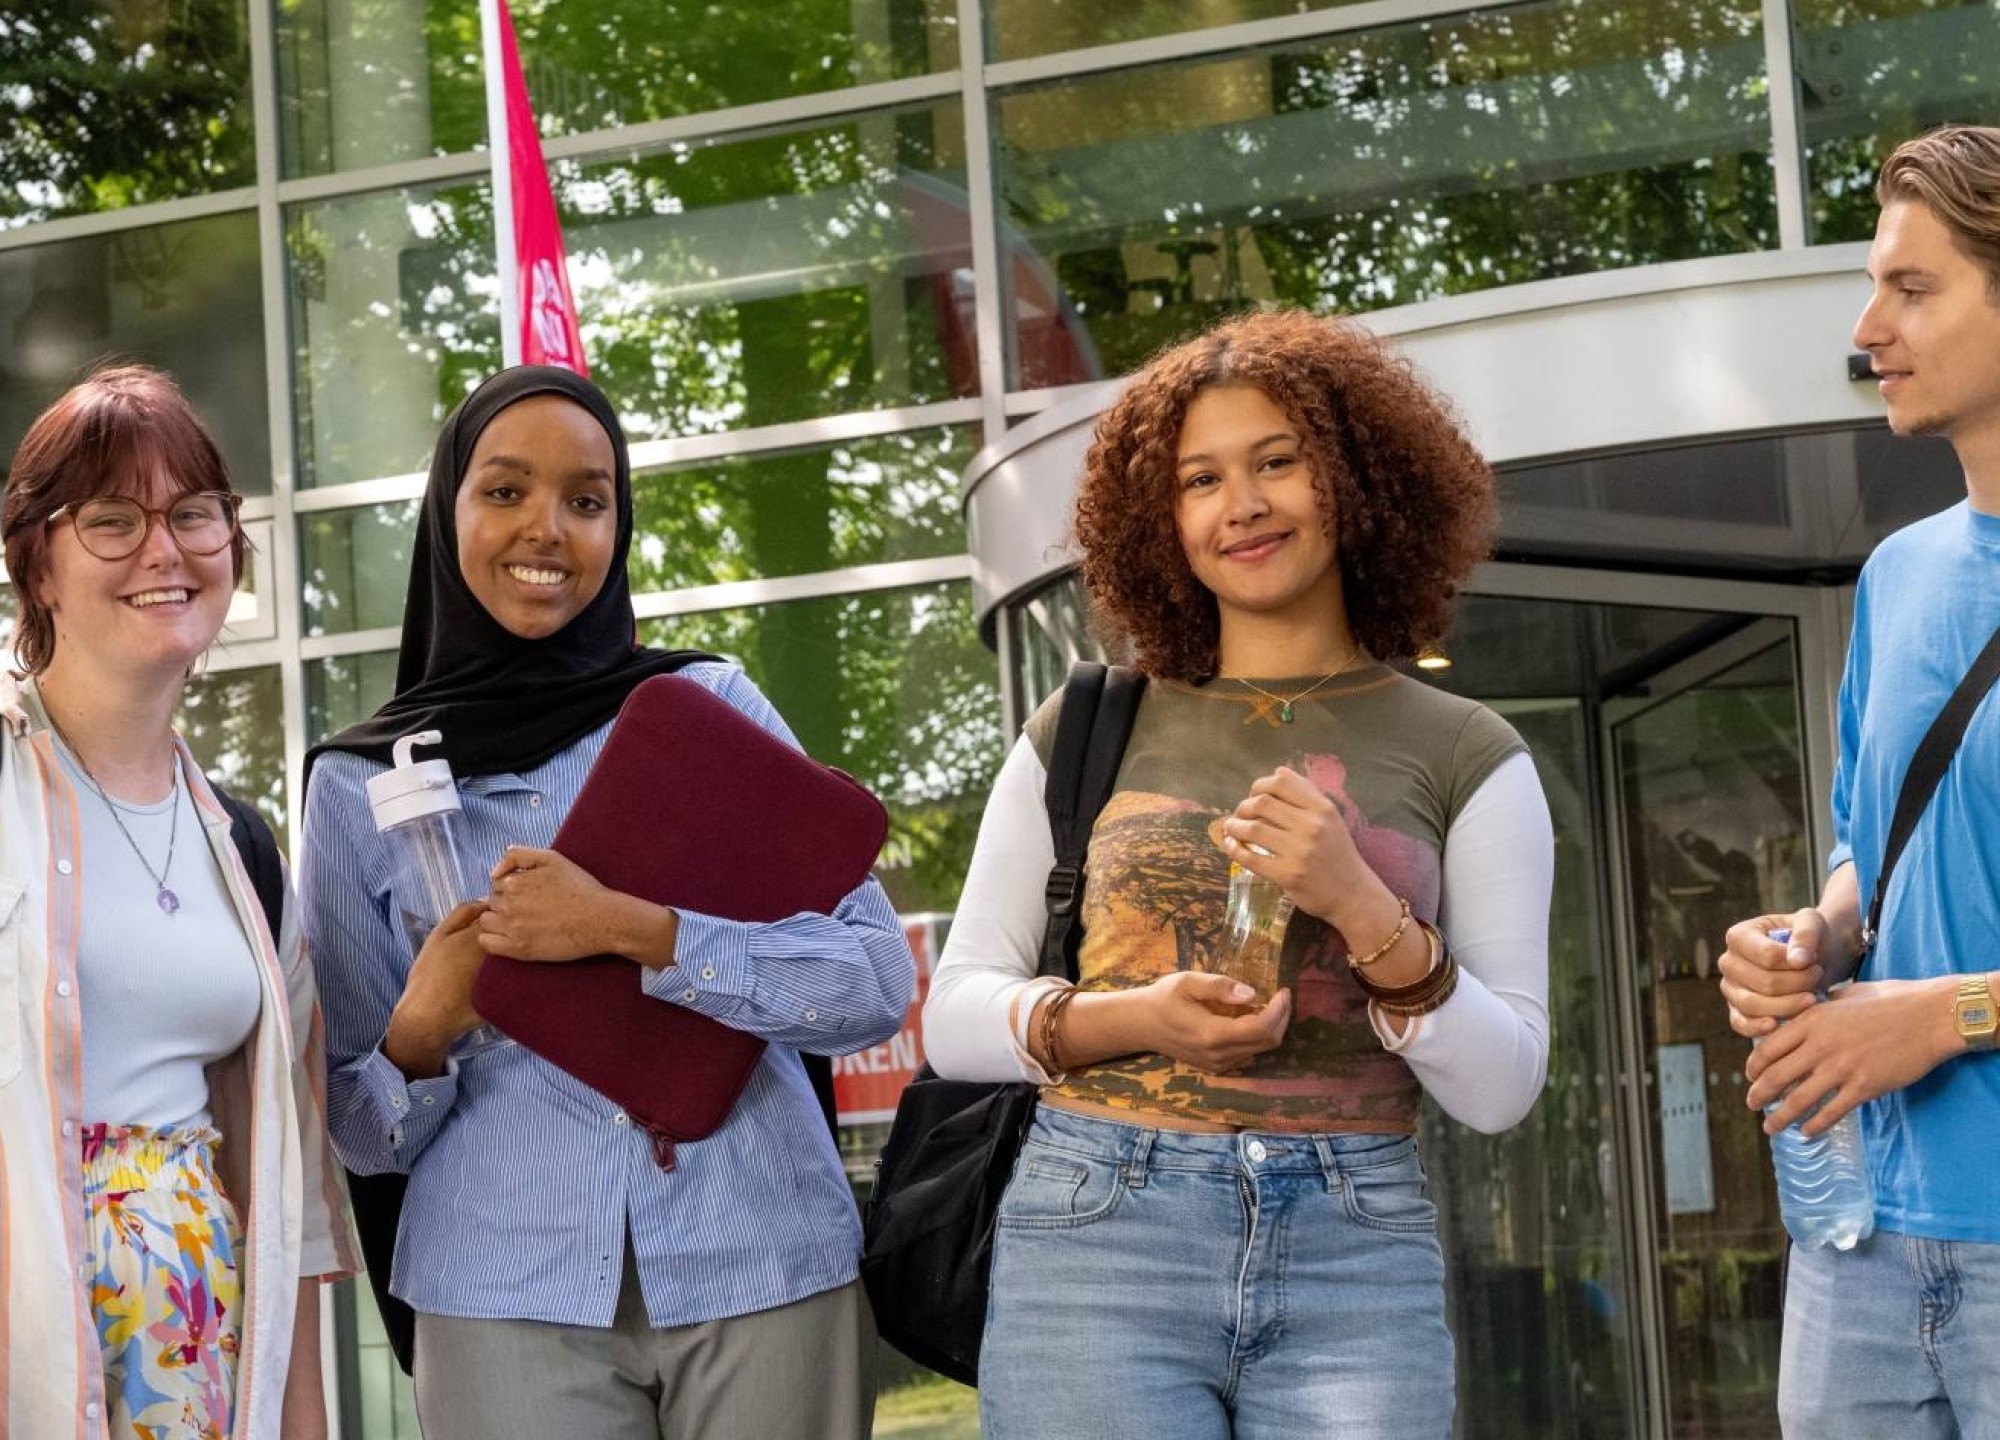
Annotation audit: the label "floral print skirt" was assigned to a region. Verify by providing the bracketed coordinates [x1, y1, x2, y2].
[82, 1124, 243, 1440]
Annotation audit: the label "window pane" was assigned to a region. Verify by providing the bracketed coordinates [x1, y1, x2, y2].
[998, 0, 1776, 388]
[301, 502, 420, 637]
[630, 428, 972, 593]
[1793, 0, 2000, 243]
[306, 650, 402, 745]
[182, 665, 288, 848]
[563, 103, 976, 438]
[303, 425, 970, 639]
[989, 0, 1340, 63]
[0, 213, 271, 493]
[640, 581, 1001, 915]
[0, 0, 254, 225]
[287, 182, 497, 490]
[288, 106, 973, 490]
[276, 0, 958, 179]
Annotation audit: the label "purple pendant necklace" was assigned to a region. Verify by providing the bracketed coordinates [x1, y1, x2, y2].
[48, 720, 182, 914]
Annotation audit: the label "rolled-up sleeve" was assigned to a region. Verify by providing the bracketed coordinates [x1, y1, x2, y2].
[923, 736, 1062, 1083]
[637, 663, 915, 1052]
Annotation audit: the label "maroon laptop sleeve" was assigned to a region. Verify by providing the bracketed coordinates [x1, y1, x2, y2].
[470, 674, 889, 1166]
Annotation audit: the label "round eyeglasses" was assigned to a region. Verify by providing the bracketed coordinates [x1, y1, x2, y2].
[48, 491, 244, 561]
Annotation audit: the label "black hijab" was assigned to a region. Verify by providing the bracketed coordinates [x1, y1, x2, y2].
[309, 365, 712, 779]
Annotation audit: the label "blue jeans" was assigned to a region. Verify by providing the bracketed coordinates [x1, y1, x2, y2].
[979, 1105, 1454, 1439]
[1782, 1230, 2000, 1438]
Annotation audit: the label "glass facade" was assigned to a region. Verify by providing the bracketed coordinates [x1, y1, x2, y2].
[6, 3, 1999, 1436]
[997, 0, 1777, 385]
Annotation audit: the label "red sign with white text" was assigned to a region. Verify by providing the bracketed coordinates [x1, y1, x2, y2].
[833, 916, 942, 1125]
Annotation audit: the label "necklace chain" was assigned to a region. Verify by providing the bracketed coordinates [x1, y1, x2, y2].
[44, 712, 183, 915]
[1229, 642, 1363, 723]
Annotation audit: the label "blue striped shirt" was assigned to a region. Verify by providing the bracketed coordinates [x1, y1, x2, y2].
[300, 661, 914, 1327]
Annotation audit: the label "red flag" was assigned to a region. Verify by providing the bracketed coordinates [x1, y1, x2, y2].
[495, 0, 588, 375]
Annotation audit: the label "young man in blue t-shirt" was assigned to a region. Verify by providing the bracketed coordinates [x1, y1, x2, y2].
[1720, 125, 2000, 1437]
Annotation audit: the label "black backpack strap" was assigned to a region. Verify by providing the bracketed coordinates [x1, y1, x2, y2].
[213, 782, 284, 942]
[1867, 621, 2000, 949]
[1037, 662, 1146, 982]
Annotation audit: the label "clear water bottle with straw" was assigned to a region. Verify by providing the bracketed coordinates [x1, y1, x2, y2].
[1760, 927, 1874, 1250]
[365, 730, 507, 1051]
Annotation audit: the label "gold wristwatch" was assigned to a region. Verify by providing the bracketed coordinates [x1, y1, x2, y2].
[1955, 974, 1999, 1052]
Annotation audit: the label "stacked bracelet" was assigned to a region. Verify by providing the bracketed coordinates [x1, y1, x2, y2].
[1351, 917, 1459, 1017]
[1346, 896, 1413, 969]
[1038, 984, 1082, 1075]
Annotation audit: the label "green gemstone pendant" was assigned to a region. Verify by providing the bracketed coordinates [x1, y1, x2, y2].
[1279, 702, 1294, 723]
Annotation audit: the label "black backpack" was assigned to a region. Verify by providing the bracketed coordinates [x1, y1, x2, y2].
[860, 661, 1145, 1385]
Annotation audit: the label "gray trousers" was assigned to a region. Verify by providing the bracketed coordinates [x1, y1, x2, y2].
[411, 1251, 876, 1440]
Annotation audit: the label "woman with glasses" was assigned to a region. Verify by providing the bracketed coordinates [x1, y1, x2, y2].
[0, 365, 358, 1440]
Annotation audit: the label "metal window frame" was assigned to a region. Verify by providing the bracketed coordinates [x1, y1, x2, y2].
[0, 0, 1838, 871]
[2, 7, 1855, 1425]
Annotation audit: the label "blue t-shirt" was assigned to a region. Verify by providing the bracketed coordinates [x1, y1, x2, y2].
[1834, 500, 2000, 1241]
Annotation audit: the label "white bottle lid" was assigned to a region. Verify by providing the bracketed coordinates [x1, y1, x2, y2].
[365, 730, 462, 832]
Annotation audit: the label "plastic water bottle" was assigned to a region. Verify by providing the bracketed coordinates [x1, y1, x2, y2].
[1762, 928, 1874, 1251]
[1215, 848, 1292, 1005]
[366, 730, 507, 1051]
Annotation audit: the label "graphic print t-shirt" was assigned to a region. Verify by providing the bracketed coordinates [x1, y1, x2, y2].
[1025, 664, 1524, 1134]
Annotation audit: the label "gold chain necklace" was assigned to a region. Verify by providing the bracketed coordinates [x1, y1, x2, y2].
[1230, 642, 1362, 724]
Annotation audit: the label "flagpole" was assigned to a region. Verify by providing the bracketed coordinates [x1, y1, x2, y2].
[479, 0, 520, 366]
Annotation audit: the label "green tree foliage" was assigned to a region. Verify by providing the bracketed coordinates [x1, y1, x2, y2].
[0, 0, 252, 223]
[1002, 0, 1781, 383]
[1791, 0, 2000, 242]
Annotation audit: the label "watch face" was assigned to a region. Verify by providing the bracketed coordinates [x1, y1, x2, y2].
[1959, 984, 1999, 1041]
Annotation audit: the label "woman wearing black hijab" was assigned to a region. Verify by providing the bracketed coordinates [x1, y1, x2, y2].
[299, 367, 911, 1440]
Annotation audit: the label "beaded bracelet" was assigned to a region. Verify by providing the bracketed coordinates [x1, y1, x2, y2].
[1347, 896, 1413, 970]
[1352, 917, 1445, 1000]
[1353, 918, 1459, 1016]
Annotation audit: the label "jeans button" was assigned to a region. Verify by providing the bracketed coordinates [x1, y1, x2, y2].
[1246, 1139, 1269, 1162]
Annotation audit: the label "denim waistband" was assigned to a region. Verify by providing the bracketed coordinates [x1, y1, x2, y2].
[1029, 1103, 1417, 1183]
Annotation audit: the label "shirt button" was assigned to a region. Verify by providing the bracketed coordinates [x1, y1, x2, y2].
[84, 1403, 100, 1419]
[421, 1095, 436, 1106]
[612, 1111, 628, 1125]
[700, 966, 716, 981]
[390, 1097, 406, 1111]
[804, 1009, 818, 1022]
[61, 1121, 74, 1138]
[682, 988, 697, 1002]
[56, 981, 72, 997]
[529, 794, 542, 807]
[1246, 1139, 1269, 1163]
[56, 859, 72, 875]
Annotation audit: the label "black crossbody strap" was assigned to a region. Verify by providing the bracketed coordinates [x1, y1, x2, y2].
[1868, 621, 2000, 946]
[1037, 662, 1146, 980]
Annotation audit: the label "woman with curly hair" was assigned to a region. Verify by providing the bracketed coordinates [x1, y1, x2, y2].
[924, 309, 1552, 1437]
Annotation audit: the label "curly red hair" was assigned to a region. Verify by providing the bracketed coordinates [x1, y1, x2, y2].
[1074, 309, 1495, 681]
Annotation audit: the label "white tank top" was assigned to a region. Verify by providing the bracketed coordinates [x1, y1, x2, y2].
[58, 746, 263, 1127]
